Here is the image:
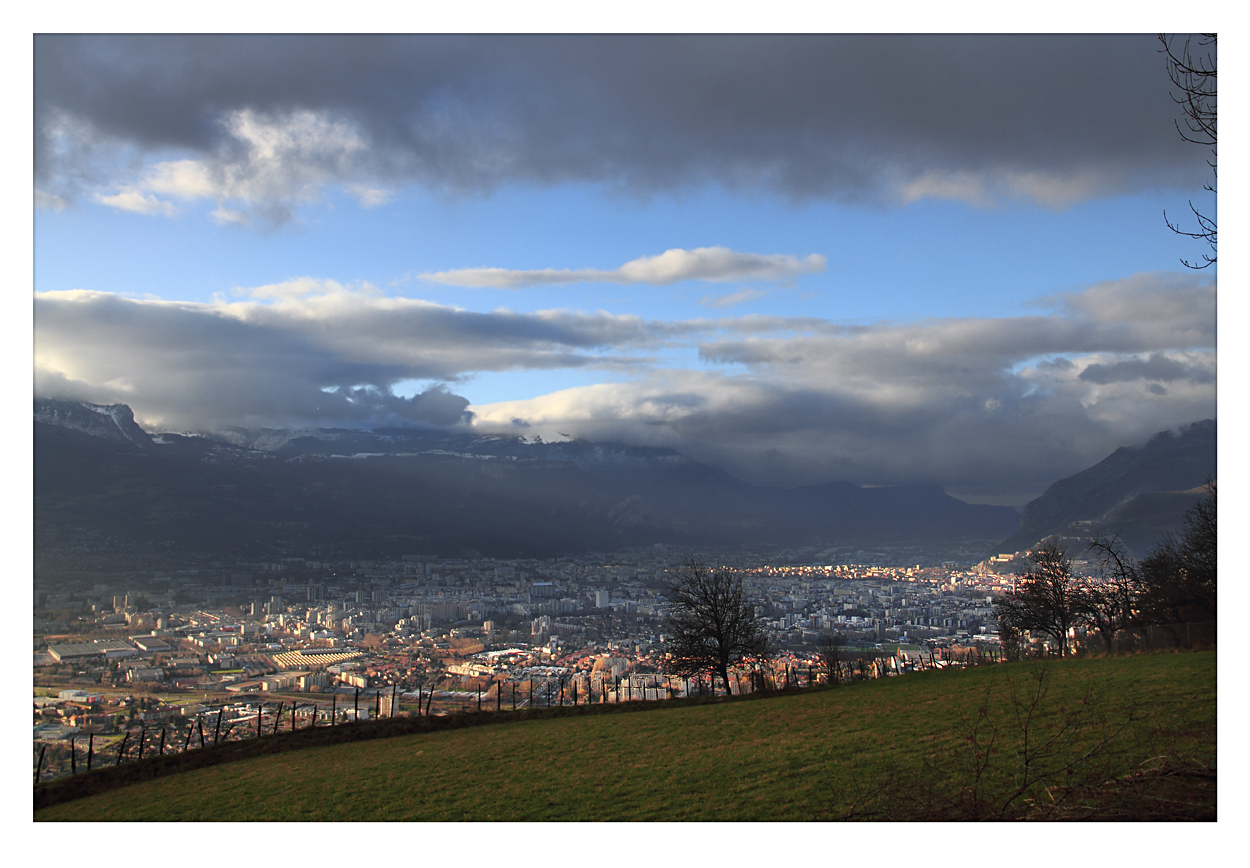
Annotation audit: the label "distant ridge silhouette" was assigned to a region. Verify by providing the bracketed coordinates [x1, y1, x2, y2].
[997, 419, 1215, 557]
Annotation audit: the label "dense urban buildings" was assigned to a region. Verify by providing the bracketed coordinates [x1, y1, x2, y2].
[34, 541, 1079, 782]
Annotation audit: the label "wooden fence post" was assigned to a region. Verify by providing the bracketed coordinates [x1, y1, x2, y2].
[35, 744, 47, 784]
[158, 728, 166, 756]
[330, 694, 336, 725]
[87, 733, 94, 771]
[215, 710, 223, 745]
[391, 683, 397, 718]
[116, 731, 129, 766]
[138, 725, 146, 761]
[70, 736, 76, 774]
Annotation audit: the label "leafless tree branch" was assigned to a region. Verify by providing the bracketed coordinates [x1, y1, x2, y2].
[1160, 33, 1216, 268]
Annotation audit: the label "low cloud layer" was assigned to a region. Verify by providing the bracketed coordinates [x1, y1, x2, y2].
[470, 272, 1216, 502]
[422, 247, 825, 289]
[34, 279, 655, 431]
[35, 35, 1207, 225]
[34, 271, 1215, 502]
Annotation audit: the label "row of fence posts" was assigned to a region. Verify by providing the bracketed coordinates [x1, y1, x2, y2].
[36, 628, 1216, 784]
[37, 648, 1009, 784]
[38, 692, 349, 784]
[455, 665, 859, 706]
[33, 659, 893, 784]
[36, 661, 849, 784]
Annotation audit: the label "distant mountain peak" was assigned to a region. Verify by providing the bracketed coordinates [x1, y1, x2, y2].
[34, 398, 154, 449]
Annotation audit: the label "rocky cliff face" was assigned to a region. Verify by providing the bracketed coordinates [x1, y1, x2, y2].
[34, 398, 153, 449]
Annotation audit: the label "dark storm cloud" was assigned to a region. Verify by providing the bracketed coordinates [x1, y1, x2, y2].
[1079, 352, 1215, 385]
[35, 34, 1206, 219]
[470, 272, 1215, 502]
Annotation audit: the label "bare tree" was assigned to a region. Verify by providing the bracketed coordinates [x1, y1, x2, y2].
[1081, 537, 1140, 652]
[1137, 480, 1217, 626]
[998, 618, 1025, 662]
[663, 557, 767, 696]
[1160, 33, 1217, 268]
[816, 630, 845, 685]
[994, 538, 1081, 657]
[1085, 480, 1215, 636]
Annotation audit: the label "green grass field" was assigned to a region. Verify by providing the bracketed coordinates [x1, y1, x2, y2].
[35, 651, 1215, 821]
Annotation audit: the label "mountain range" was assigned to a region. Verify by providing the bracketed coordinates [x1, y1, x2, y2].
[34, 399, 1214, 564]
[35, 399, 1019, 563]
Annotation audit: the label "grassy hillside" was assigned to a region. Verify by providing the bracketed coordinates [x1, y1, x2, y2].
[35, 652, 1215, 821]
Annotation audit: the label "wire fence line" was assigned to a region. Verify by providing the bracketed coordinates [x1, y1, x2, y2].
[35, 625, 1212, 788]
[33, 661, 877, 786]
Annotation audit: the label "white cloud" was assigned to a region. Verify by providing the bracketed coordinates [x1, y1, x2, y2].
[92, 189, 177, 217]
[240, 277, 369, 301]
[346, 184, 394, 208]
[898, 167, 1119, 210]
[33, 282, 657, 432]
[142, 159, 217, 199]
[210, 206, 248, 225]
[75, 109, 376, 227]
[698, 288, 769, 309]
[422, 247, 826, 289]
[35, 189, 70, 211]
[898, 171, 996, 208]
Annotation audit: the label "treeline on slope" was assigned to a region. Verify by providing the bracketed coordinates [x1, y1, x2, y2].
[995, 481, 1216, 656]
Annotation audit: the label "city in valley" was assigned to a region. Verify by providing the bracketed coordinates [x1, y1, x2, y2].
[33, 541, 1049, 781]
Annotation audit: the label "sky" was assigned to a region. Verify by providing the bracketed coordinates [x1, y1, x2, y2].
[31, 32, 1220, 508]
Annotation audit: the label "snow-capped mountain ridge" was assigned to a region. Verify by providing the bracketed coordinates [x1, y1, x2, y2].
[34, 398, 153, 449]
